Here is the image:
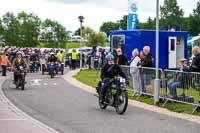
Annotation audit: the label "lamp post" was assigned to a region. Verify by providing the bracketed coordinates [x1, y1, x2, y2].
[78, 15, 84, 69]
[154, 0, 160, 105]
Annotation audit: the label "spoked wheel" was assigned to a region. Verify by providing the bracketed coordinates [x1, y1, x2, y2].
[61, 64, 64, 75]
[61, 67, 64, 75]
[50, 71, 54, 78]
[115, 91, 128, 115]
[98, 93, 108, 109]
[42, 65, 45, 75]
[21, 77, 25, 91]
[16, 80, 19, 89]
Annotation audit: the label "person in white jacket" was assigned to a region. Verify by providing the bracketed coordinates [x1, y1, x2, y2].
[130, 49, 141, 96]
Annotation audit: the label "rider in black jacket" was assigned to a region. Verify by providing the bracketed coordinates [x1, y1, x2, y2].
[99, 53, 128, 103]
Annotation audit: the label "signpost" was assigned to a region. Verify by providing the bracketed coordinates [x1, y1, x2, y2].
[155, 0, 160, 105]
[78, 16, 84, 69]
[128, 0, 138, 30]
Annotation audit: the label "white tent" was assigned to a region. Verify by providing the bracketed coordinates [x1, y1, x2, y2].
[187, 36, 200, 47]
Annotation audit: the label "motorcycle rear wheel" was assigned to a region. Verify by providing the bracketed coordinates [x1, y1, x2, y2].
[51, 71, 54, 78]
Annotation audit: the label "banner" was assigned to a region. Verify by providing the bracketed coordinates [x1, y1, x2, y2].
[128, 0, 138, 30]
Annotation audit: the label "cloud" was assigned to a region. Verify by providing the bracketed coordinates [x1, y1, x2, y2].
[47, 0, 128, 10]
[0, 0, 199, 32]
[47, 0, 93, 4]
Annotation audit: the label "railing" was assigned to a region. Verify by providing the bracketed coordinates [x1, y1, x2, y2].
[121, 66, 164, 98]
[163, 70, 200, 113]
[120, 66, 200, 113]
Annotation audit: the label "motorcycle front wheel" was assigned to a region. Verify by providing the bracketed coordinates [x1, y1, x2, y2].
[98, 93, 107, 109]
[115, 91, 128, 115]
[21, 76, 25, 90]
[50, 70, 54, 78]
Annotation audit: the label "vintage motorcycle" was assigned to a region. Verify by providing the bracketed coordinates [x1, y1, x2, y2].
[15, 65, 26, 90]
[96, 77, 128, 115]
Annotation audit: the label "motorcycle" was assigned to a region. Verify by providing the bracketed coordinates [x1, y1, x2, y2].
[41, 59, 47, 75]
[15, 65, 26, 90]
[29, 61, 39, 73]
[49, 62, 56, 78]
[58, 62, 64, 75]
[97, 77, 128, 115]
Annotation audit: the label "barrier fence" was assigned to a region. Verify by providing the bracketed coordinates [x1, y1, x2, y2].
[163, 70, 200, 113]
[121, 66, 164, 98]
[120, 66, 200, 113]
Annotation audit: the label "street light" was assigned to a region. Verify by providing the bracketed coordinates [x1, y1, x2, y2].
[78, 15, 84, 69]
[154, 0, 160, 105]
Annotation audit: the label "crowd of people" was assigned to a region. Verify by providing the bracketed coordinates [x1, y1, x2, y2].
[1, 45, 200, 99]
[129, 45, 200, 98]
[0, 47, 65, 84]
[168, 46, 200, 99]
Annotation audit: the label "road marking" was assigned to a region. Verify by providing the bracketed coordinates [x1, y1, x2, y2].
[30, 79, 42, 86]
[43, 83, 47, 86]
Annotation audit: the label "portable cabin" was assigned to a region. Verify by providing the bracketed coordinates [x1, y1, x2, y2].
[110, 30, 188, 69]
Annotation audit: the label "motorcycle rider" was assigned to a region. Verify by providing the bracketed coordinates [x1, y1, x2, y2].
[99, 53, 128, 103]
[12, 52, 27, 83]
[47, 52, 58, 74]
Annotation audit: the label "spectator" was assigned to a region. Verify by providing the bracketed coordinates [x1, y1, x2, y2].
[141, 46, 153, 94]
[142, 46, 153, 67]
[168, 58, 189, 99]
[0, 52, 10, 76]
[189, 46, 200, 73]
[139, 51, 145, 65]
[116, 48, 128, 65]
[71, 49, 78, 70]
[130, 49, 141, 95]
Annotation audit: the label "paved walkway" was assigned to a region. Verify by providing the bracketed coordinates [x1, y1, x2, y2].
[0, 76, 60, 133]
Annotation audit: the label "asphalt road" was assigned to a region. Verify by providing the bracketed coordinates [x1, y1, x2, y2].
[2, 71, 200, 133]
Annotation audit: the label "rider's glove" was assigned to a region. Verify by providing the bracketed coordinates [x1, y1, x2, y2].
[126, 80, 129, 85]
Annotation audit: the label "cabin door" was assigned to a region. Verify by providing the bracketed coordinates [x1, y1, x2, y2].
[168, 37, 177, 68]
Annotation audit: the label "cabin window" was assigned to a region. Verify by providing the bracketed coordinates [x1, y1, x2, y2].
[112, 35, 125, 50]
[170, 39, 175, 51]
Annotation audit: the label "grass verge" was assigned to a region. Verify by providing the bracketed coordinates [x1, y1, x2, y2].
[74, 69, 200, 116]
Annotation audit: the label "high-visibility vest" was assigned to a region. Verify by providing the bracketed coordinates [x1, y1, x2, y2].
[0, 55, 8, 66]
[71, 52, 77, 60]
[57, 52, 63, 62]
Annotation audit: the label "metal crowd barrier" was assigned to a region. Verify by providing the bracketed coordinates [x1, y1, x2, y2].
[120, 66, 200, 113]
[163, 70, 200, 113]
[120, 66, 164, 98]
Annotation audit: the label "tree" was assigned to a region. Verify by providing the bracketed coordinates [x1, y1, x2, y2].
[189, 0, 200, 35]
[160, 0, 184, 30]
[87, 32, 106, 47]
[0, 18, 3, 36]
[41, 19, 68, 47]
[118, 15, 128, 30]
[100, 22, 119, 37]
[138, 17, 156, 30]
[17, 11, 41, 47]
[82, 27, 95, 39]
[74, 26, 95, 38]
[2, 12, 21, 46]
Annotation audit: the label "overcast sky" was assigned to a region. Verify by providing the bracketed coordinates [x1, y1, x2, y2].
[0, 0, 199, 31]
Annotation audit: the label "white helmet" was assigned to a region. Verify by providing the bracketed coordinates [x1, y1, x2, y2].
[16, 51, 22, 56]
[50, 52, 55, 55]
